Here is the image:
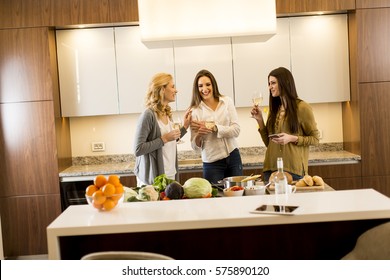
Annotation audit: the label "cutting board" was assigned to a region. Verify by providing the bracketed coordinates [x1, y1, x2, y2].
[268, 184, 325, 191]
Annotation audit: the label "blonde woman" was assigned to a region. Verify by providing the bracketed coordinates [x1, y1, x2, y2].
[134, 73, 192, 186]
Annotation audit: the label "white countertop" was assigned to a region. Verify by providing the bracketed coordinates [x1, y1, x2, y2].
[47, 189, 390, 259]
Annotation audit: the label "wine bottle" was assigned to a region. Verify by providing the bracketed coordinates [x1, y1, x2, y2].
[273, 157, 288, 194]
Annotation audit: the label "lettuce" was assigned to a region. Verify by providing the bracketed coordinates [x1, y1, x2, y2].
[183, 178, 212, 198]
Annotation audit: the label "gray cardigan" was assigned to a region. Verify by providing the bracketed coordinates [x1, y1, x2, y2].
[133, 108, 187, 185]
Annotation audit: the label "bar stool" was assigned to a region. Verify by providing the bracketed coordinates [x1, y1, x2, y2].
[81, 251, 174, 260]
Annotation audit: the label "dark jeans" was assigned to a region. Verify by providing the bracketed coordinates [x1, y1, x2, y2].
[263, 170, 303, 184]
[203, 148, 243, 184]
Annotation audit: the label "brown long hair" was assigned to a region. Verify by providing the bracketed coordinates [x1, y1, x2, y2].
[145, 73, 173, 119]
[190, 69, 222, 107]
[266, 67, 301, 134]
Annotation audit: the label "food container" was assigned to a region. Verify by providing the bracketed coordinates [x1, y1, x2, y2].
[223, 186, 244, 197]
[244, 184, 266, 196]
[86, 192, 124, 211]
[219, 176, 257, 189]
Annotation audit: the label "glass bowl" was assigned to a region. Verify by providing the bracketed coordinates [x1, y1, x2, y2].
[86, 192, 124, 211]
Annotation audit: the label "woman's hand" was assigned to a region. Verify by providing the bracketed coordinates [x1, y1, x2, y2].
[161, 130, 181, 143]
[270, 133, 298, 145]
[251, 105, 263, 121]
[182, 108, 192, 129]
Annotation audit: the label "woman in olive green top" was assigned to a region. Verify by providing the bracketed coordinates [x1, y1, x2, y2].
[251, 67, 320, 183]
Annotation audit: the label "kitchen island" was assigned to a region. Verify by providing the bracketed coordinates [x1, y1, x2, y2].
[47, 189, 390, 260]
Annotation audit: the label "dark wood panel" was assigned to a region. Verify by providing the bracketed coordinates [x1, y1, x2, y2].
[276, 0, 355, 15]
[360, 82, 390, 176]
[0, 194, 61, 257]
[58, 219, 388, 260]
[109, 0, 139, 23]
[0, 101, 60, 196]
[0, 0, 51, 29]
[0, 28, 53, 103]
[51, 0, 110, 26]
[362, 176, 390, 198]
[309, 163, 361, 178]
[357, 9, 390, 83]
[325, 177, 363, 190]
[356, 0, 390, 8]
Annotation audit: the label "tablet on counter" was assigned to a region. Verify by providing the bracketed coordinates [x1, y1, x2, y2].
[250, 204, 300, 215]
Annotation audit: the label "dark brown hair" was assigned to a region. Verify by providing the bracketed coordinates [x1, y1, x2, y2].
[190, 69, 222, 107]
[266, 67, 301, 134]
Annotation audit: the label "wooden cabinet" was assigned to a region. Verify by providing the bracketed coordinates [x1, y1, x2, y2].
[0, 28, 54, 103]
[115, 26, 175, 114]
[173, 38, 234, 110]
[0, 195, 61, 256]
[56, 28, 119, 117]
[0, 27, 63, 257]
[357, 8, 390, 83]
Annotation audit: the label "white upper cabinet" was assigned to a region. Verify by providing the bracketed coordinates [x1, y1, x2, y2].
[56, 28, 119, 117]
[232, 18, 291, 107]
[173, 38, 234, 110]
[290, 14, 350, 103]
[115, 26, 175, 114]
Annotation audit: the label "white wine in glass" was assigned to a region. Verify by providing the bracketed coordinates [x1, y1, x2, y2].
[252, 91, 263, 106]
[205, 120, 215, 130]
[174, 117, 184, 144]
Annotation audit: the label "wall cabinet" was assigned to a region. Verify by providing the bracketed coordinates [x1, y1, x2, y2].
[290, 14, 350, 103]
[56, 28, 119, 117]
[232, 18, 291, 107]
[173, 38, 234, 110]
[232, 14, 350, 107]
[115, 27, 175, 114]
[57, 15, 350, 116]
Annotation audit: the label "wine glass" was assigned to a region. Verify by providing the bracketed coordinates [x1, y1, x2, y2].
[204, 119, 216, 130]
[252, 91, 263, 106]
[173, 117, 184, 144]
[251, 91, 263, 118]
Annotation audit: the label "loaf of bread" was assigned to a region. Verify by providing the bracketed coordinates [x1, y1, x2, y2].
[312, 175, 324, 186]
[294, 175, 324, 187]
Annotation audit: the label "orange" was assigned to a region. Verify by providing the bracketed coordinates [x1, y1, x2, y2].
[94, 175, 107, 188]
[92, 190, 106, 205]
[115, 184, 124, 194]
[102, 198, 116, 211]
[108, 175, 121, 187]
[92, 200, 103, 210]
[86, 184, 98, 196]
[102, 183, 116, 196]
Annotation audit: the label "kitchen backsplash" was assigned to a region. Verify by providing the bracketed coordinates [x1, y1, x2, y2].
[69, 103, 343, 157]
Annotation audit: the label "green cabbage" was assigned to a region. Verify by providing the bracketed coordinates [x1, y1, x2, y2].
[183, 178, 212, 198]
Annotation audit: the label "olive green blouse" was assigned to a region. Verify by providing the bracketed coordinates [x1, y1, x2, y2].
[259, 100, 320, 176]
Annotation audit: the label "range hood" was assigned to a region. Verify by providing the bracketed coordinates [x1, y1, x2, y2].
[138, 0, 277, 43]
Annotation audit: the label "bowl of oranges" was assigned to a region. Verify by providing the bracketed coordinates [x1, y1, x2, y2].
[85, 174, 125, 211]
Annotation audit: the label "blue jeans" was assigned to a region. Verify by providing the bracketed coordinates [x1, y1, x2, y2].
[263, 170, 303, 184]
[203, 149, 243, 184]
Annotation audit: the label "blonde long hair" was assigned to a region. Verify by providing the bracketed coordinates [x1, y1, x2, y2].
[145, 73, 173, 119]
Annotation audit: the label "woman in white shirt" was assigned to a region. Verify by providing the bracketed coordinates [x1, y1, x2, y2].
[190, 69, 243, 184]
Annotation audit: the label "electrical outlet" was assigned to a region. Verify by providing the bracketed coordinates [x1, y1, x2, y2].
[91, 142, 105, 152]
